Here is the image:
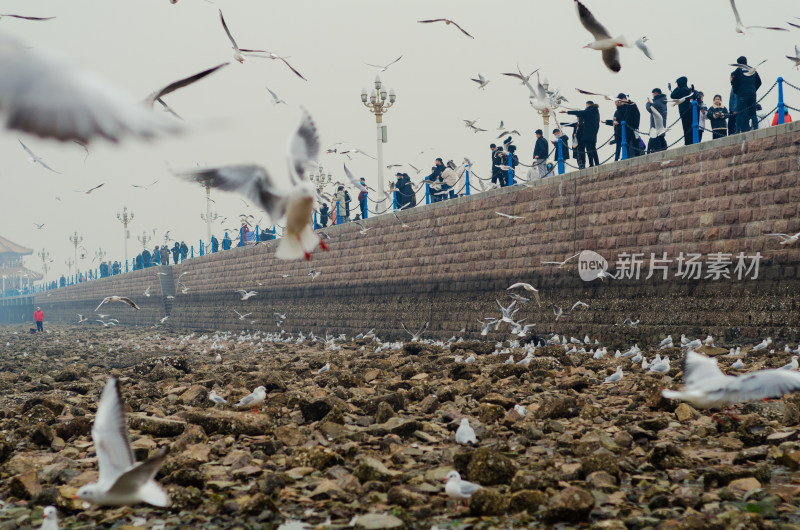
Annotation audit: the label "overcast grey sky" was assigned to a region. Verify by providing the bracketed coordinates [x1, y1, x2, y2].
[1, 0, 797, 281]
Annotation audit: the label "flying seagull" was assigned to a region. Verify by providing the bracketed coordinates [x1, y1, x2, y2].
[501, 65, 540, 85]
[402, 322, 429, 342]
[131, 180, 159, 190]
[647, 99, 669, 137]
[787, 45, 800, 69]
[365, 55, 403, 72]
[541, 253, 580, 268]
[218, 9, 307, 80]
[178, 108, 328, 261]
[18, 139, 60, 173]
[0, 34, 179, 143]
[417, 18, 474, 39]
[143, 63, 229, 107]
[74, 378, 169, 506]
[507, 282, 541, 306]
[730, 59, 767, 76]
[470, 73, 490, 90]
[236, 289, 258, 300]
[266, 86, 287, 105]
[495, 212, 525, 220]
[0, 14, 55, 21]
[767, 231, 800, 245]
[728, 0, 788, 33]
[574, 0, 626, 72]
[75, 183, 105, 195]
[233, 309, 253, 320]
[33, 222, 45, 229]
[95, 296, 140, 312]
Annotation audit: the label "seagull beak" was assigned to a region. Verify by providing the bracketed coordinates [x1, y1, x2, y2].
[71, 494, 78, 499]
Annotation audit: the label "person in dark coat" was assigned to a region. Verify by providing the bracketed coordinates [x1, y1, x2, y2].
[646, 88, 668, 153]
[160, 245, 169, 265]
[222, 233, 231, 250]
[708, 94, 730, 139]
[394, 173, 408, 209]
[171, 242, 180, 263]
[180, 241, 188, 260]
[731, 56, 762, 133]
[425, 158, 445, 202]
[401, 174, 416, 207]
[211, 235, 219, 253]
[152, 245, 160, 265]
[565, 101, 600, 167]
[728, 84, 738, 135]
[608, 94, 639, 159]
[551, 129, 570, 163]
[319, 203, 329, 227]
[533, 129, 549, 178]
[670, 77, 695, 145]
[142, 249, 151, 268]
[492, 145, 507, 186]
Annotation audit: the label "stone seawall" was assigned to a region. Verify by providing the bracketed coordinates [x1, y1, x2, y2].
[31, 122, 800, 343]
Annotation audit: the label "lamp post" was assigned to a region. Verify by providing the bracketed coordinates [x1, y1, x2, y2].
[69, 232, 82, 274]
[65, 258, 74, 277]
[138, 231, 151, 249]
[360, 75, 396, 214]
[200, 182, 218, 244]
[37, 249, 50, 284]
[310, 165, 332, 194]
[95, 248, 107, 264]
[116, 206, 134, 266]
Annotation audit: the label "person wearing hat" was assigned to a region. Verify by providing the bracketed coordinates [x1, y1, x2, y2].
[670, 77, 696, 145]
[533, 129, 549, 178]
[563, 100, 600, 167]
[491, 144, 506, 187]
[34, 306, 44, 332]
[646, 88, 668, 153]
[551, 129, 570, 164]
[731, 55, 762, 133]
[610, 93, 640, 159]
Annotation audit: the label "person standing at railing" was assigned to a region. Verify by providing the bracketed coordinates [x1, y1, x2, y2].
[142, 248, 152, 268]
[731, 56, 761, 134]
[211, 235, 219, 253]
[160, 245, 169, 265]
[490, 144, 504, 186]
[645, 89, 668, 153]
[533, 129, 549, 178]
[357, 177, 369, 218]
[696, 92, 708, 142]
[670, 77, 695, 145]
[393, 173, 408, 209]
[551, 129, 570, 165]
[171, 242, 180, 263]
[180, 241, 188, 260]
[402, 173, 416, 207]
[564, 100, 600, 167]
[425, 159, 445, 202]
[441, 160, 459, 199]
[319, 203, 330, 227]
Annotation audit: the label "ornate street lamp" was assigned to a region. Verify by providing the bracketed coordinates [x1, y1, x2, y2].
[68, 232, 82, 273]
[200, 182, 218, 244]
[360, 75, 396, 214]
[116, 207, 134, 265]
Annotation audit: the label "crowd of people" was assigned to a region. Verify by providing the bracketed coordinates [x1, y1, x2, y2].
[132, 241, 189, 270]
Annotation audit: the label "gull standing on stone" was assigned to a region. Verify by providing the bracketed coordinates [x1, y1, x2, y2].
[95, 296, 140, 312]
[402, 322, 429, 342]
[781, 356, 799, 371]
[731, 359, 744, 369]
[39, 505, 59, 530]
[18, 139, 60, 173]
[317, 362, 330, 374]
[178, 108, 327, 260]
[417, 18, 474, 39]
[444, 471, 482, 508]
[75, 378, 169, 506]
[208, 390, 227, 405]
[604, 366, 624, 384]
[455, 417, 477, 444]
[663, 350, 800, 408]
[236, 386, 267, 412]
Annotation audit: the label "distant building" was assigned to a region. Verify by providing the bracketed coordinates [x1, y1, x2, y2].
[0, 235, 41, 296]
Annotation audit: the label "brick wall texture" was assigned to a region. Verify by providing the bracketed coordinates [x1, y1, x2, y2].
[34, 122, 800, 344]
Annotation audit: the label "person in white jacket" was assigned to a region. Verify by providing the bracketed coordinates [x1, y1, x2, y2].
[440, 160, 460, 199]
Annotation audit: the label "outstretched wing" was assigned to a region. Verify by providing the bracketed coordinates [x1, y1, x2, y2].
[93, 378, 135, 484]
[575, 0, 612, 41]
[147, 63, 229, 105]
[343, 163, 368, 192]
[286, 108, 320, 184]
[601, 48, 621, 73]
[449, 20, 474, 39]
[218, 9, 239, 51]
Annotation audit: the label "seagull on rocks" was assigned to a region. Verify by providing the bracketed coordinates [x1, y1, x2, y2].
[94, 296, 139, 312]
[317, 362, 330, 374]
[74, 378, 169, 506]
[649, 356, 671, 375]
[604, 366, 624, 384]
[40, 506, 59, 530]
[731, 359, 744, 369]
[215, 352, 222, 364]
[235, 386, 267, 413]
[781, 356, 799, 371]
[663, 350, 800, 408]
[513, 404, 528, 417]
[504, 355, 514, 364]
[751, 338, 772, 352]
[208, 390, 227, 405]
[179, 109, 326, 261]
[444, 471, 482, 509]
[455, 418, 477, 444]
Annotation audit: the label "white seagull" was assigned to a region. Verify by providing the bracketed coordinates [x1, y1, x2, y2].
[208, 390, 227, 405]
[470, 73, 490, 90]
[787, 45, 800, 69]
[417, 18, 474, 39]
[574, 0, 626, 72]
[767, 232, 800, 245]
[730, 60, 767, 76]
[0, 34, 179, 144]
[647, 98, 669, 137]
[541, 253, 580, 268]
[444, 471, 482, 506]
[781, 356, 799, 371]
[236, 289, 258, 300]
[94, 296, 140, 312]
[662, 350, 800, 408]
[235, 386, 267, 412]
[455, 417, 477, 444]
[40, 505, 59, 530]
[18, 139, 60, 173]
[75, 378, 169, 506]
[402, 322, 429, 342]
[265, 86, 287, 105]
[233, 309, 252, 320]
[728, 0, 788, 33]
[507, 282, 541, 306]
[178, 108, 327, 261]
[317, 362, 330, 374]
[365, 55, 403, 73]
[496, 299, 519, 323]
[495, 211, 525, 220]
[604, 366, 624, 384]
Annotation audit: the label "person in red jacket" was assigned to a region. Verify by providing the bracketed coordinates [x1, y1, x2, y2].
[34, 307, 44, 332]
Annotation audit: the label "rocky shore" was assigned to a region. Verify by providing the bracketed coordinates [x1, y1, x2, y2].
[1, 324, 800, 529]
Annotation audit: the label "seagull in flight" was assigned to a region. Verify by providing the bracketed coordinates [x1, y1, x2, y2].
[647, 99, 669, 137]
[75, 183, 105, 195]
[728, 0, 788, 33]
[218, 9, 307, 80]
[74, 378, 169, 506]
[541, 253, 580, 268]
[33, 222, 45, 229]
[233, 309, 252, 320]
[417, 18, 474, 39]
[0, 14, 55, 21]
[574, 0, 628, 73]
[236, 289, 257, 300]
[143, 63, 229, 108]
[353, 221, 372, 235]
[393, 213, 410, 228]
[143, 286, 151, 297]
[552, 305, 570, 322]
[365, 55, 403, 72]
[507, 282, 541, 306]
[266, 86, 287, 105]
[178, 108, 328, 261]
[18, 139, 60, 173]
[501, 65, 540, 85]
[787, 45, 800, 69]
[767, 232, 800, 245]
[663, 350, 800, 408]
[0, 35, 179, 143]
[571, 301, 589, 311]
[402, 322, 429, 342]
[131, 180, 159, 190]
[308, 270, 320, 281]
[730, 59, 767, 76]
[470, 73, 490, 90]
[495, 212, 525, 220]
[95, 296, 140, 312]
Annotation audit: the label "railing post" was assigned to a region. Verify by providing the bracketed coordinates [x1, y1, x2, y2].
[692, 100, 699, 144]
[425, 183, 430, 205]
[465, 164, 471, 196]
[336, 201, 340, 225]
[778, 77, 786, 125]
[190, 245, 194, 258]
[393, 191, 398, 211]
[621, 121, 628, 160]
[199, 240, 204, 257]
[126, 260, 129, 273]
[507, 154, 514, 186]
[557, 140, 564, 175]
[363, 193, 368, 219]
[273, 226, 276, 238]
[239, 226, 243, 247]
[255, 225, 259, 242]
[313, 211, 317, 230]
